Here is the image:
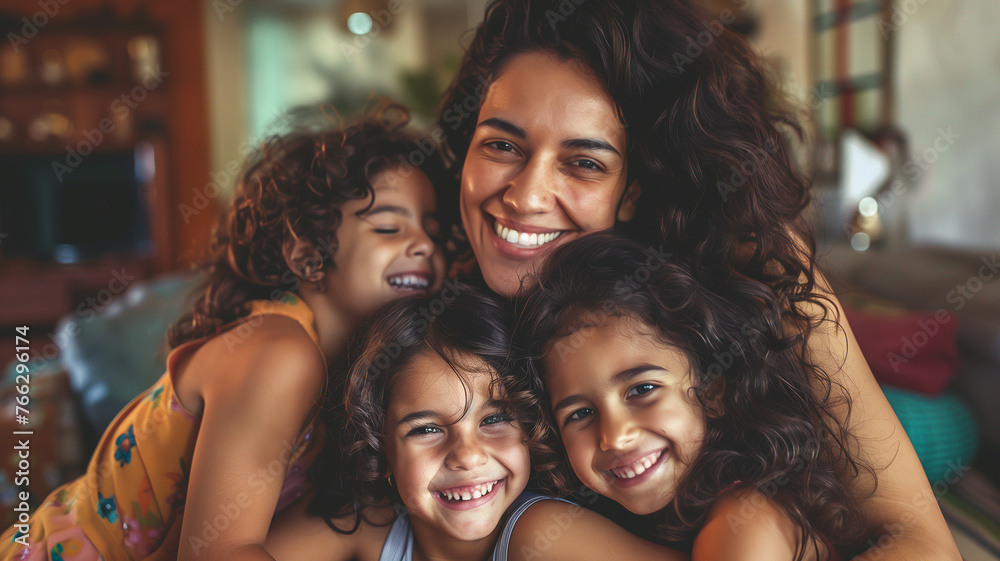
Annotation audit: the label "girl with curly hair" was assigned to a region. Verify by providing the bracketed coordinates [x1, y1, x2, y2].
[439, 1, 958, 558]
[265, 284, 684, 561]
[517, 232, 869, 561]
[1, 104, 447, 561]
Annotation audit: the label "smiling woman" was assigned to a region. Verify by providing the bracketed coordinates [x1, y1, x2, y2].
[439, 1, 962, 559]
[459, 51, 638, 295]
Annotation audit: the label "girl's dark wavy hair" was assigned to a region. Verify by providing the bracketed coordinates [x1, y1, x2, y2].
[516, 232, 871, 560]
[306, 282, 561, 532]
[168, 102, 455, 347]
[439, 0, 821, 342]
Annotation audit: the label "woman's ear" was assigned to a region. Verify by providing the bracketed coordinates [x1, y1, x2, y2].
[616, 179, 641, 222]
[702, 377, 726, 418]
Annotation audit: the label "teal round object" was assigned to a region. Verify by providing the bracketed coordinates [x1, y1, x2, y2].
[881, 386, 978, 484]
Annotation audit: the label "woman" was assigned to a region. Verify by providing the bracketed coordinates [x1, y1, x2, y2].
[436, 0, 960, 559]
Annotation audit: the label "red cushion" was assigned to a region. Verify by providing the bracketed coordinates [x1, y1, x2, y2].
[842, 304, 960, 396]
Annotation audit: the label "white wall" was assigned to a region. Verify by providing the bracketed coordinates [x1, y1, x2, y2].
[895, 0, 1000, 250]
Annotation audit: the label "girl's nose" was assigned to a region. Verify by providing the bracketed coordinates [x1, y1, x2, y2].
[407, 227, 437, 259]
[599, 408, 639, 452]
[445, 434, 489, 471]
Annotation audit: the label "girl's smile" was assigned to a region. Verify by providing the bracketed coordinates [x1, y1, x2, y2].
[544, 316, 707, 515]
[385, 350, 530, 542]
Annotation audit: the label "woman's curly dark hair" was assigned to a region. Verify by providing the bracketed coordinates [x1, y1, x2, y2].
[306, 281, 562, 532]
[168, 102, 455, 347]
[515, 232, 872, 560]
[438, 0, 822, 345]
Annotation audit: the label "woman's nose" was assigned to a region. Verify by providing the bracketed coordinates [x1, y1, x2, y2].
[502, 157, 556, 215]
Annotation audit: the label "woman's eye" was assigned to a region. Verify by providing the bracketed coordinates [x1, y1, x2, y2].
[485, 140, 517, 153]
[570, 158, 602, 171]
[626, 383, 656, 398]
[565, 408, 595, 423]
[482, 413, 515, 426]
[374, 227, 400, 234]
[406, 426, 442, 437]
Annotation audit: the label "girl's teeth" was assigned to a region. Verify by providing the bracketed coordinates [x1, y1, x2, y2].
[494, 223, 562, 247]
[610, 451, 662, 479]
[439, 481, 499, 502]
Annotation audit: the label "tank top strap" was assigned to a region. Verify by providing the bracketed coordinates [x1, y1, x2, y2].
[493, 493, 573, 561]
[246, 292, 320, 346]
[377, 513, 415, 561]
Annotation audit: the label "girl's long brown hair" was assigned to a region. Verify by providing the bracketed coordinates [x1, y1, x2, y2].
[517, 232, 871, 560]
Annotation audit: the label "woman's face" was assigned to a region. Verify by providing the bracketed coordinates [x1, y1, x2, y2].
[460, 51, 638, 297]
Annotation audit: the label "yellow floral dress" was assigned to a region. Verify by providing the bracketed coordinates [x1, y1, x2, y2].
[1, 294, 323, 560]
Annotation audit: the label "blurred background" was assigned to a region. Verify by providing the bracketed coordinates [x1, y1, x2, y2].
[0, 0, 998, 556]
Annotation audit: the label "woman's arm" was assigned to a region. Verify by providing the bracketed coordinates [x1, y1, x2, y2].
[805, 269, 961, 561]
[507, 500, 689, 561]
[176, 316, 327, 561]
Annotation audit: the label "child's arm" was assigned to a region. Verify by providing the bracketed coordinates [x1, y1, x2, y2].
[691, 490, 805, 561]
[508, 500, 689, 561]
[265, 495, 393, 561]
[176, 316, 327, 561]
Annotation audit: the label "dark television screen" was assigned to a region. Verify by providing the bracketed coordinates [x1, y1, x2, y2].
[0, 147, 152, 262]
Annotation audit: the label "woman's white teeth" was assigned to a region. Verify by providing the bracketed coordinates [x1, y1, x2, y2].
[609, 451, 661, 479]
[439, 481, 496, 501]
[388, 274, 429, 289]
[494, 223, 562, 247]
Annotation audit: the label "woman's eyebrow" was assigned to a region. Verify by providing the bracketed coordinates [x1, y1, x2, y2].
[477, 117, 525, 138]
[563, 138, 621, 157]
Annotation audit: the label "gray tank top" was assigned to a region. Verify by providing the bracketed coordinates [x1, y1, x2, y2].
[377, 492, 568, 561]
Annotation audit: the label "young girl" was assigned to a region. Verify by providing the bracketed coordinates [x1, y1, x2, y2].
[2, 104, 447, 561]
[516, 232, 870, 561]
[264, 285, 685, 561]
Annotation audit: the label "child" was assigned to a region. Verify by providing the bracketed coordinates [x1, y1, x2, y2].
[516, 231, 870, 561]
[2, 104, 448, 561]
[264, 285, 685, 561]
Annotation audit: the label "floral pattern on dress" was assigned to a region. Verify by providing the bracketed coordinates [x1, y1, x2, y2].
[96, 493, 117, 524]
[114, 426, 137, 467]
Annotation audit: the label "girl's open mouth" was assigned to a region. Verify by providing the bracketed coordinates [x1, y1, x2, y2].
[606, 449, 667, 488]
[434, 478, 506, 511]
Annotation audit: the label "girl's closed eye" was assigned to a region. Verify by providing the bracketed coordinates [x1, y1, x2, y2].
[374, 225, 401, 234]
[406, 425, 442, 437]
